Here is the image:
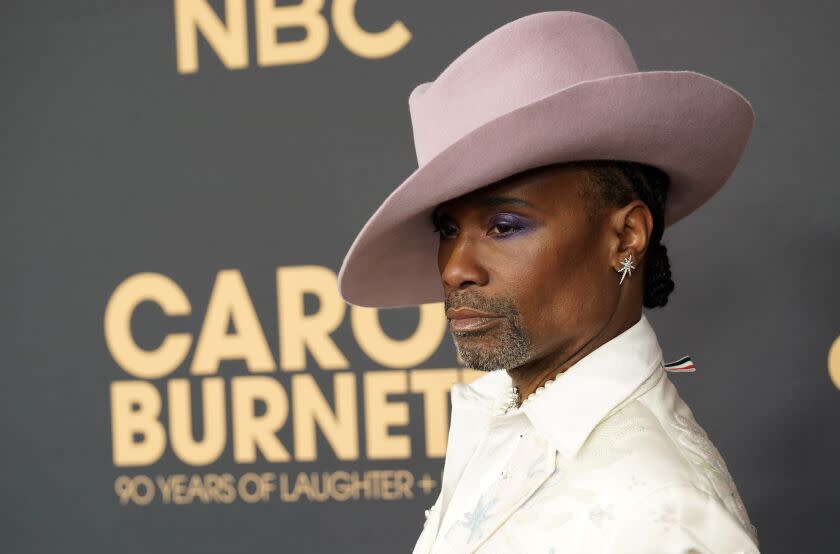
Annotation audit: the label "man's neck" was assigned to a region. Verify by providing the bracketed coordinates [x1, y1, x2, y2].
[507, 312, 641, 404]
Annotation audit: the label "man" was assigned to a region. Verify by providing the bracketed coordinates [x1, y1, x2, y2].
[338, 11, 760, 553]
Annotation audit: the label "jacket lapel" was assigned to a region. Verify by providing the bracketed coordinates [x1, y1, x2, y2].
[436, 431, 558, 553]
[415, 389, 496, 554]
[424, 372, 512, 552]
[412, 493, 444, 554]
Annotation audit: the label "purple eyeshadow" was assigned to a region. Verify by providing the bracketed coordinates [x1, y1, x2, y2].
[490, 213, 535, 237]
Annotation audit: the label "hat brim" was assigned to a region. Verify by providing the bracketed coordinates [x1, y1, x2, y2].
[338, 70, 754, 308]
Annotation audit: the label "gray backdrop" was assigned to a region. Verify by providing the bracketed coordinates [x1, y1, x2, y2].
[2, 1, 837, 552]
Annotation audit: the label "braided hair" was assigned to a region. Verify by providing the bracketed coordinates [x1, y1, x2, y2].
[561, 159, 675, 308]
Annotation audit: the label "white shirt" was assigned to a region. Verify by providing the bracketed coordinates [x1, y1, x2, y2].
[413, 313, 760, 554]
[437, 406, 529, 536]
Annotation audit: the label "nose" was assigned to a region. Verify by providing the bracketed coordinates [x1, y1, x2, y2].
[438, 235, 489, 291]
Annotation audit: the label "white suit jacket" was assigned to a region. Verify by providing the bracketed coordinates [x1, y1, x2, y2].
[413, 314, 760, 554]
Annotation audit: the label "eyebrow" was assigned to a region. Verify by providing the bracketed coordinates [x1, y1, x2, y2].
[474, 195, 536, 209]
[433, 195, 536, 220]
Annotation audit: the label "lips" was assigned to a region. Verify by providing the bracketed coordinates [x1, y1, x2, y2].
[446, 306, 502, 333]
[446, 306, 497, 319]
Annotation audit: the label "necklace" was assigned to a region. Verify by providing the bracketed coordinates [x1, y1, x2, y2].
[502, 375, 559, 414]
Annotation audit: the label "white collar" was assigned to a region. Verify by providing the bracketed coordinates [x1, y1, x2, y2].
[450, 313, 665, 459]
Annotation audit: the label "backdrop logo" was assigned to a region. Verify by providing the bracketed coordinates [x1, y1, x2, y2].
[174, 0, 412, 74]
[829, 334, 840, 391]
[104, 266, 477, 506]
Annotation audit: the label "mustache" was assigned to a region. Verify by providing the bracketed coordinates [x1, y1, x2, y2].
[444, 289, 520, 318]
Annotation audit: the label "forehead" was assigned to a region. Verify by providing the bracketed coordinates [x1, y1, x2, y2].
[433, 163, 591, 214]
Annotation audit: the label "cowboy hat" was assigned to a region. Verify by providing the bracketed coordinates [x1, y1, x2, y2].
[337, 10, 755, 308]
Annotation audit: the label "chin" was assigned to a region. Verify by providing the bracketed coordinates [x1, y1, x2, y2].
[454, 344, 507, 372]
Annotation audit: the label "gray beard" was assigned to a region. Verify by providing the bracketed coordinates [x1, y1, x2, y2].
[452, 314, 532, 372]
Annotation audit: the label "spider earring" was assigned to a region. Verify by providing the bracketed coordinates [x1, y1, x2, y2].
[616, 252, 635, 285]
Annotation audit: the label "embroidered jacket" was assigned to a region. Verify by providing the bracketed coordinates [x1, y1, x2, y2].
[412, 314, 760, 554]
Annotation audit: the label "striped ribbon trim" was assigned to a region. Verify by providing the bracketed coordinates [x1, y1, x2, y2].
[664, 355, 696, 373]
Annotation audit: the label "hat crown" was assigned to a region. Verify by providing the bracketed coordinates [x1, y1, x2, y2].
[408, 12, 639, 166]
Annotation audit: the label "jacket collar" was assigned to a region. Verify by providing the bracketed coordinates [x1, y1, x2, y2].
[451, 313, 665, 460]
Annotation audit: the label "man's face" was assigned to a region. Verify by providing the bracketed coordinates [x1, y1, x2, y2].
[432, 164, 616, 372]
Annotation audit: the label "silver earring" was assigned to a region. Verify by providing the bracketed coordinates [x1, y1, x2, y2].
[616, 252, 635, 285]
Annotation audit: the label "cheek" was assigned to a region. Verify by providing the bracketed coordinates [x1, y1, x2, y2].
[480, 240, 548, 322]
[483, 225, 610, 335]
[522, 236, 608, 335]
[495, 242, 576, 331]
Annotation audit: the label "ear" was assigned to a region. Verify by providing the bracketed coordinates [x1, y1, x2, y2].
[608, 200, 653, 271]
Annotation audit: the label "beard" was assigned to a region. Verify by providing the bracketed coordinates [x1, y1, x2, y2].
[445, 289, 533, 372]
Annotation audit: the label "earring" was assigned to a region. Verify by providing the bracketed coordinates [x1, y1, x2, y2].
[616, 252, 635, 285]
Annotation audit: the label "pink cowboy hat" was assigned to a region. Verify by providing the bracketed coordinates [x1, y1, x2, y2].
[338, 10, 755, 308]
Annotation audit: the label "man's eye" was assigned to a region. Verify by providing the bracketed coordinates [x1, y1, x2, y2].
[431, 216, 525, 239]
[432, 223, 457, 238]
[489, 222, 523, 236]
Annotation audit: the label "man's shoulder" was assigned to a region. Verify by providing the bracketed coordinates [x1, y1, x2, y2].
[572, 381, 698, 492]
[568, 374, 757, 539]
[570, 371, 734, 494]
